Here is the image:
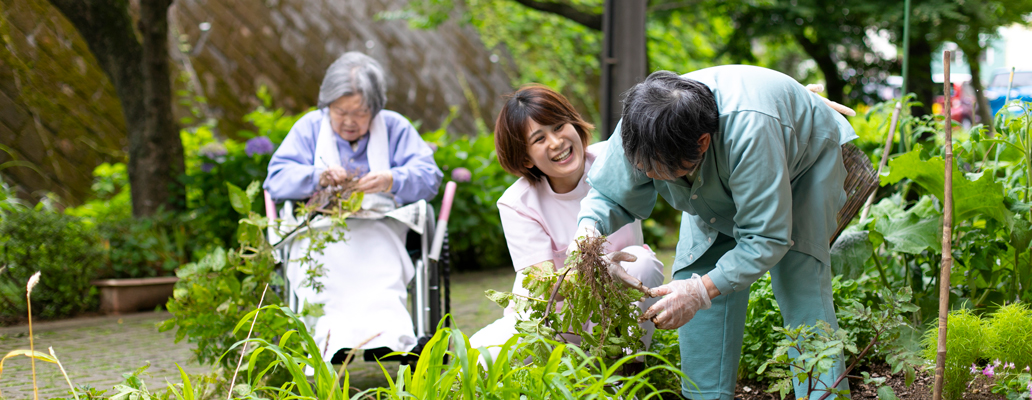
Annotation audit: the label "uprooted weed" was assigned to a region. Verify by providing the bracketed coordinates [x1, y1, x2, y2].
[487, 235, 648, 360]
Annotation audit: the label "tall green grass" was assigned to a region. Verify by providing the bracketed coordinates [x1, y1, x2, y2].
[220, 306, 684, 399]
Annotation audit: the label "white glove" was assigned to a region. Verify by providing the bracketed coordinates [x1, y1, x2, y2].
[602, 251, 652, 295]
[567, 221, 601, 257]
[640, 273, 712, 329]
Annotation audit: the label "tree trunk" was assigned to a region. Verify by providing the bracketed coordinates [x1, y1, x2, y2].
[793, 32, 846, 104]
[46, 0, 184, 216]
[906, 34, 935, 120]
[136, 0, 185, 215]
[962, 47, 994, 135]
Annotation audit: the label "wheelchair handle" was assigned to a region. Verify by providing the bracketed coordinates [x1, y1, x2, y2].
[264, 190, 278, 219]
[429, 181, 457, 261]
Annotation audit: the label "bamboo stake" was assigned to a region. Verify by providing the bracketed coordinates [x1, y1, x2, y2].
[858, 101, 904, 222]
[932, 50, 955, 400]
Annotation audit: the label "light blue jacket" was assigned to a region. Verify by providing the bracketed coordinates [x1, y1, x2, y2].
[577, 65, 858, 295]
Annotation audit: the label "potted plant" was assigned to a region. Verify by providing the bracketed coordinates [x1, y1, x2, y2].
[89, 212, 185, 314]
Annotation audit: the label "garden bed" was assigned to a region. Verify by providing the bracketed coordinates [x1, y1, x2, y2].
[730, 363, 1004, 400]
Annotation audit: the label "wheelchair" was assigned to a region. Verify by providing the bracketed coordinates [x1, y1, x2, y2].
[262, 181, 457, 364]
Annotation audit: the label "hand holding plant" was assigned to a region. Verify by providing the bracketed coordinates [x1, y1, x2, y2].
[640, 274, 711, 330]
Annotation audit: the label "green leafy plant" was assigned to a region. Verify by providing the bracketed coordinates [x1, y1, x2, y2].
[423, 110, 516, 270]
[162, 182, 295, 375]
[738, 274, 882, 384]
[0, 210, 100, 324]
[761, 288, 922, 400]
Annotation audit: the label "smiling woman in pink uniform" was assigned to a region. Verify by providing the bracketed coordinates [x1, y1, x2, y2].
[469, 84, 664, 360]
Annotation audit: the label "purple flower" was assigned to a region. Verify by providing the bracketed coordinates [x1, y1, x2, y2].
[201, 163, 216, 173]
[427, 142, 439, 153]
[983, 364, 995, 378]
[1007, 362, 1015, 369]
[245, 136, 275, 157]
[1026, 365, 1031, 372]
[994, 359, 1002, 367]
[451, 167, 472, 183]
[970, 364, 980, 374]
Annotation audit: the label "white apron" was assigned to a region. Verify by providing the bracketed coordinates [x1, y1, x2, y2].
[286, 109, 417, 356]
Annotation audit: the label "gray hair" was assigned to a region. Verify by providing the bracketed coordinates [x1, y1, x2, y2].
[317, 52, 388, 114]
[621, 71, 719, 177]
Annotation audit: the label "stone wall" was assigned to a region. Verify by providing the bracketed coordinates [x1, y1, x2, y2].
[0, 0, 513, 205]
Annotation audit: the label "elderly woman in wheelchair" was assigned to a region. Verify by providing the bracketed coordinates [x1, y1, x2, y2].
[263, 52, 443, 364]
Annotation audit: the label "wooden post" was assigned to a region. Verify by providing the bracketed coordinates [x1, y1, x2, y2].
[932, 50, 955, 400]
[600, 0, 647, 139]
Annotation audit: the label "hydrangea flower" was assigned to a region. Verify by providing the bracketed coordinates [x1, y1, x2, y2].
[451, 167, 472, 183]
[245, 136, 275, 157]
[983, 364, 995, 378]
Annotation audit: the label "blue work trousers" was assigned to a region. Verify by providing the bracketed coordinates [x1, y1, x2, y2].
[674, 234, 848, 400]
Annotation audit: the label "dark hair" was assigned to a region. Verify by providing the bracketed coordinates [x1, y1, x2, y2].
[621, 71, 719, 177]
[494, 84, 594, 184]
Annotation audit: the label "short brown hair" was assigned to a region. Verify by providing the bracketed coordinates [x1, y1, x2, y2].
[494, 84, 594, 184]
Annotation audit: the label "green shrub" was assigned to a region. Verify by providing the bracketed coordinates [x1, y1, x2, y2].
[740, 274, 783, 382]
[739, 275, 880, 383]
[424, 112, 516, 270]
[0, 210, 101, 323]
[66, 163, 188, 278]
[985, 303, 1032, 371]
[922, 309, 988, 400]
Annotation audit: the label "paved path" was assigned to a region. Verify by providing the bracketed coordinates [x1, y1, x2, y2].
[0, 312, 208, 399]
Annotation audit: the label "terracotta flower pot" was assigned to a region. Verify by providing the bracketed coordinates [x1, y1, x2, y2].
[91, 276, 179, 315]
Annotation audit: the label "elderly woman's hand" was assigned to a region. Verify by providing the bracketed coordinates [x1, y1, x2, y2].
[355, 170, 394, 194]
[319, 166, 350, 188]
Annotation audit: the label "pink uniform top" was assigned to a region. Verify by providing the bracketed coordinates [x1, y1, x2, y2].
[498, 142, 645, 272]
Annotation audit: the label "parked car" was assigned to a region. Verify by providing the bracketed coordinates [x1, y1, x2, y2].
[933, 79, 976, 129]
[985, 68, 1032, 117]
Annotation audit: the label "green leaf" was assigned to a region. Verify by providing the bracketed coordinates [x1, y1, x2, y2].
[485, 289, 512, 308]
[245, 180, 262, 203]
[227, 182, 252, 215]
[1010, 219, 1032, 252]
[877, 385, 899, 400]
[881, 150, 1008, 225]
[874, 208, 942, 255]
[830, 231, 872, 280]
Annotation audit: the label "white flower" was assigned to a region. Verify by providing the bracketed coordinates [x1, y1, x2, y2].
[26, 271, 41, 294]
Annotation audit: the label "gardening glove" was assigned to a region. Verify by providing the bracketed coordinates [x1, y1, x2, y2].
[355, 170, 394, 194]
[319, 166, 350, 188]
[640, 273, 711, 330]
[602, 251, 654, 296]
[567, 221, 601, 257]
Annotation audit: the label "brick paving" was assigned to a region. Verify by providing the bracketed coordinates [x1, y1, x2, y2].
[0, 312, 209, 399]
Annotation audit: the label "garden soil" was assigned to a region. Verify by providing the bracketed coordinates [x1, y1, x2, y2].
[728, 363, 1004, 400]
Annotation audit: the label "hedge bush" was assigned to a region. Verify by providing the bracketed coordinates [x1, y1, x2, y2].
[0, 210, 101, 324]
